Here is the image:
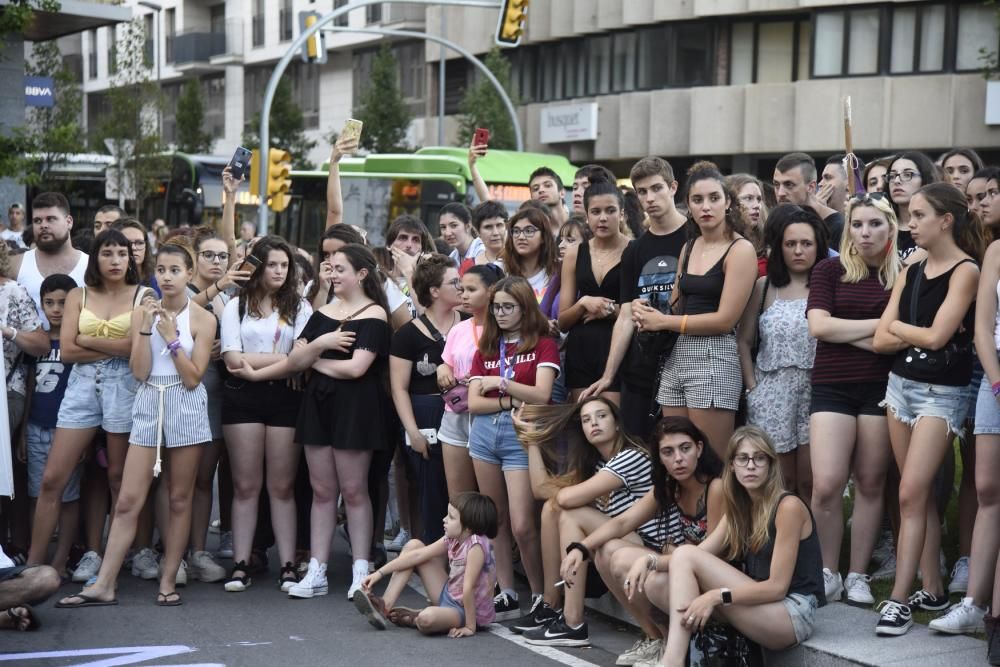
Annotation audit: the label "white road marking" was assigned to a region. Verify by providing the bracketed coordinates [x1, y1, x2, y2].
[0, 645, 195, 667]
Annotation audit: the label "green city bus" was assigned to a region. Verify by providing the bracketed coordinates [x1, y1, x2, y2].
[273, 146, 577, 252]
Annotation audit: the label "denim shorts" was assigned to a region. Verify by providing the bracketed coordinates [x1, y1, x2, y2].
[469, 411, 528, 471]
[438, 411, 471, 447]
[439, 587, 467, 628]
[880, 372, 969, 436]
[974, 375, 1000, 435]
[783, 593, 818, 645]
[56, 357, 137, 433]
[26, 422, 81, 501]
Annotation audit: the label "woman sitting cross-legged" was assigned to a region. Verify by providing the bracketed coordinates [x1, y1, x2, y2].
[647, 426, 826, 667]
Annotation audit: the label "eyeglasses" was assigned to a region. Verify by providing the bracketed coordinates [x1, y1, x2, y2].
[887, 170, 920, 183]
[491, 302, 519, 316]
[443, 278, 462, 290]
[199, 251, 230, 262]
[511, 226, 539, 239]
[850, 192, 888, 206]
[733, 453, 770, 468]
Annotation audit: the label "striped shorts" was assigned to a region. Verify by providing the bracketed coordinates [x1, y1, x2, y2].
[656, 333, 742, 411]
[131, 374, 212, 448]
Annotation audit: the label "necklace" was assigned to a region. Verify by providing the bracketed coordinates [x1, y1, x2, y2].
[591, 239, 624, 264]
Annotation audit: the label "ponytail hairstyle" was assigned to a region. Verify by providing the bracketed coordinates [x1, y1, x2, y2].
[158, 234, 196, 271]
[647, 417, 723, 540]
[720, 426, 784, 561]
[334, 243, 390, 318]
[917, 182, 986, 263]
[463, 262, 505, 290]
[582, 180, 624, 212]
[239, 235, 302, 323]
[684, 161, 746, 239]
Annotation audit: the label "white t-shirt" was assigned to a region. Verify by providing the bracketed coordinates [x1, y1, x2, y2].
[449, 238, 484, 266]
[527, 269, 552, 303]
[220, 297, 312, 355]
[0, 543, 14, 568]
[1, 228, 26, 249]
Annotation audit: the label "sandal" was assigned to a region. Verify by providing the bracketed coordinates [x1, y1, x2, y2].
[354, 592, 389, 630]
[156, 591, 183, 607]
[279, 562, 298, 592]
[4, 606, 40, 631]
[388, 606, 421, 628]
[54, 593, 118, 609]
[224, 561, 251, 592]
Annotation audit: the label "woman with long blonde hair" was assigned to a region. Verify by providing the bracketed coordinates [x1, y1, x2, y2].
[651, 427, 826, 667]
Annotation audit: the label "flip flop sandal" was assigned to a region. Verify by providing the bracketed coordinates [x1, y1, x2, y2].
[6, 605, 40, 631]
[353, 592, 388, 630]
[55, 593, 118, 609]
[156, 591, 183, 607]
[388, 606, 421, 628]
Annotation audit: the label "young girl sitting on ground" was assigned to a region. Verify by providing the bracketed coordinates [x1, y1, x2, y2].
[354, 492, 498, 637]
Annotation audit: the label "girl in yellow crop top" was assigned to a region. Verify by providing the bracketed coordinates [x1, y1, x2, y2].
[27, 229, 152, 567]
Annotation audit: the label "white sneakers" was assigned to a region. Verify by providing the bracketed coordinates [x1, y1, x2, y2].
[929, 598, 986, 635]
[72, 551, 102, 583]
[386, 528, 410, 553]
[948, 556, 970, 595]
[843, 572, 874, 606]
[617, 637, 662, 666]
[189, 551, 227, 583]
[347, 560, 369, 601]
[131, 548, 159, 580]
[823, 568, 844, 601]
[289, 558, 328, 599]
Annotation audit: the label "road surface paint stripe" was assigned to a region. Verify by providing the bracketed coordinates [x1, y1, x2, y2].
[0, 645, 195, 667]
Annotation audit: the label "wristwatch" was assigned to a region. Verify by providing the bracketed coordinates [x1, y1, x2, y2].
[720, 588, 733, 606]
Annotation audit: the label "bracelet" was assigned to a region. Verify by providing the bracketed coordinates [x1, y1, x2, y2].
[646, 553, 658, 572]
[680, 314, 689, 335]
[5, 327, 16, 341]
[498, 396, 504, 412]
[214, 280, 222, 294]
[167, 339, 182, 357]
[139, 331, 153, 336]
[992, 381, 1000, 397]
[505, 396, 514, 411]
[566, 542, 591, 561]
[499, 376, 510, 394]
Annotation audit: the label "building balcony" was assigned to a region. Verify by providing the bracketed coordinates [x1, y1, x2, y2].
[209, 19, 244, 66]
[172, 31, 226, 73]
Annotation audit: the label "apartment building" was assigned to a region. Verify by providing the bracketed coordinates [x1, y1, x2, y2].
[66, 0, 1000, 175]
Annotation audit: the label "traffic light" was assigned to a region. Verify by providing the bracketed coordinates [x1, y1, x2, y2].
[266, 148, 292, 213]
[300, 11, 327, 64]
[249, 149, 261, 197]
[495, 0, 529, 47]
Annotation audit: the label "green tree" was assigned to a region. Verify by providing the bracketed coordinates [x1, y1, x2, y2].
[0, 0, 61, 60]
[353, 44, 412, 153]
[981, 0, 1000, 79]
[176, 78, 213, 153]
[457, 47, 518, 150]
[97, 18, 167, 214]
[243, 77, 317, 169]
[9, 40, 85, 187]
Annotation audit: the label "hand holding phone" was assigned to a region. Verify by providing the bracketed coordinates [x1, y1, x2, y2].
[228, 146, 253, 181]
[341, 119, 363, 145]
[237, 253, 262, 276]
[473, 127, 490, 148]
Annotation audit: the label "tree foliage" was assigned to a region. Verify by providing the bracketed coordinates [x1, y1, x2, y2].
[10, 39, 85, 188]
[176, 78, 213, 154]
[0, 0, 61, 60]
[97, 18, 167, 213]
[982, 0, 1000, 80]
[457, 47, 518, 150]
[354, 44, 412, 153]
[243, 77, 317, 169]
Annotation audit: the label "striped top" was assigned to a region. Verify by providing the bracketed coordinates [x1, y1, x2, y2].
[807, 257, 893, 385]
[594, 447, 666, 548]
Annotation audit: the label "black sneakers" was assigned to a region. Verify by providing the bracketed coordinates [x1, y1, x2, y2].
[875, 600, 913, 636]
[523, 614, 589, 647]
[494, 590, 521, 622]
[512, 597, 558, 634]
[907, 589, 950, 612]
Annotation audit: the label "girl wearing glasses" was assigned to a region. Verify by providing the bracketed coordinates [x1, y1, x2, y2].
[738, 205, 828, 501]
[653, 427, 826, 667]
[503, 206, 559, 308]
[873, 183, 983, 636]
[389, 255, 464, 545]
[633, 161, 758, 459]
[559, 182, 632, 404]
[806, 193, 899, 608]
[468, 276, 559, 621]
[884, 151, 939, 263]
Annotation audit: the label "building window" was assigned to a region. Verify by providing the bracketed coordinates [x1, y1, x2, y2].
[165, 8, 175, 63]
[244, 66, 270, 128]
[203, 75, 226, 137]
[252, 0, 265, 47]
[586, 35, 611, 96]
[813, 8, 881, 77]
[143, 14, 154, 67]
[353, 42, 425, 115]
[637, 23, 714, 89]
[366, 5, 382, 24]
[890, 4, 946, 74]
[290, 62, 319, 130]
[87, 29, 97, 79]
[107, 26, 116, 76]
[613, 32, 637, 93]
[957, 3, 999, 71]
[210, 4, 226, 34]
[280, 0, 293, 42]
[334, 0, 349, 27]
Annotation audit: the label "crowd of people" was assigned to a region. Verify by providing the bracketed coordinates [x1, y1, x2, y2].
[0, 136, 999, 667]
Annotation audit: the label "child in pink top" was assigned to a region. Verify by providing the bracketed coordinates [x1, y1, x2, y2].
[355, 492, 499, 635]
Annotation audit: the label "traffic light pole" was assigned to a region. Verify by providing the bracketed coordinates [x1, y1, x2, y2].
[257, 0, 515, 232]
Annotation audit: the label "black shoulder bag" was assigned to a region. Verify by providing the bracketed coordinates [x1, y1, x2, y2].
[902, 260, 966, 382]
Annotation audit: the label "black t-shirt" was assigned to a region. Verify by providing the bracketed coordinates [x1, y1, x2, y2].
[390, 318, 446, 395]
[824, 211, 844, 249]
[619, 224, 689, 390]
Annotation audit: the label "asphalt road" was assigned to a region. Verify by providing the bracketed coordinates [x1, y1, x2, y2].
[1, 538, 645, 667]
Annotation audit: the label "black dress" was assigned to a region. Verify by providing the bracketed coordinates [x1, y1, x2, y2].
[294, 312, 394, 450]
[564, 241, 628, 389]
